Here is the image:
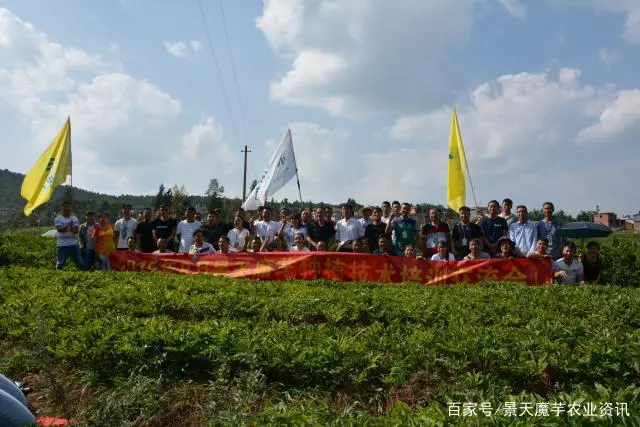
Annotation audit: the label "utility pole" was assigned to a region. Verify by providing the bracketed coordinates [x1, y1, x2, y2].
[241, 145, 251, 201]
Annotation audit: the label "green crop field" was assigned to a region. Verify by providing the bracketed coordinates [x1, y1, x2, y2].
[1, 231, 640, 425]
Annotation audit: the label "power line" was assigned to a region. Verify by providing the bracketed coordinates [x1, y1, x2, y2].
[217, 0, 250, 145]
[197, 0, 239, 143]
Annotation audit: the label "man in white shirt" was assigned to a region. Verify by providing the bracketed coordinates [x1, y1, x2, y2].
[553, 242, 584, 285]
[500, 198, 517, 226]
[509, 205, 537, 255]
[254, 207, 280, 243]
[335, 204, 364, 252]
[176, 206, 203, 253]
[359, 206, 373, 229]
[54, 201, 87, 270]
[380, 201, 392, 224]
[114, 204, 138, 251]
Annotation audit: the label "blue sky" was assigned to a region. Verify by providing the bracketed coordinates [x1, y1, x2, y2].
[1, 0, 639, 215]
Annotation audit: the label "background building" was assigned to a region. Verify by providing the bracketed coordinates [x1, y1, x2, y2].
[593, 212, 617, 228]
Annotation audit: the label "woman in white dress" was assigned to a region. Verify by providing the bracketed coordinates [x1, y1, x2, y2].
[227, 215, 250, 251]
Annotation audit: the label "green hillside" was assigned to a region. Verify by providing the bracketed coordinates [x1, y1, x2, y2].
[0, 169, 233, 227]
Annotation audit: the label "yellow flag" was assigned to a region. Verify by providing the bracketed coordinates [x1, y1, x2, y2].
[447, 109, 467, 212]
[21, 118, 72, 216]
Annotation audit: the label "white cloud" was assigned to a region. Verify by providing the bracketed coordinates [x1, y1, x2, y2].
[0, 9, 106, 98]
[260, 122, 349, 203]
[356, 148, 447, 205]
[190, 40, 203, 53]
[164, 41, 189, 57]
[548, 0, 640, 44]
[385, 67, 639, 213]
[164, 40, 204, 58]
[179, 117, 236, 175]
[576, 90, 640, 144]
[391, 68, 616, 158]
[0, 8, 236, 197]
[598, 47, 618, 67]
[257, 0, 478, 117]
[70, 74, 180, 128]
[498, 0, 527, 20]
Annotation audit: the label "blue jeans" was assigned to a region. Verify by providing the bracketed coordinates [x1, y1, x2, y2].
[97, 254, 111, 270]
[81, 248, 95, 268]
[56, 245, 87, 270]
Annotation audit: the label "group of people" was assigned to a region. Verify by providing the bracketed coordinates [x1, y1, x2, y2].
[53, 198, 604, 285]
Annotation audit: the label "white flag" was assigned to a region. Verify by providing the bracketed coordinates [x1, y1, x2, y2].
[242, 129, 298, 210]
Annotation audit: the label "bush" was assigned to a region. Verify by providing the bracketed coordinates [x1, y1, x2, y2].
[1, 267, 640, 424]
[0, 231, 56, 269]
[596, 235, 640, 286]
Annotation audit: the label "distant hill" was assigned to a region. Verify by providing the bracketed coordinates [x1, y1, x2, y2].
[0, 169, 213, 227]
[0, 168, 175, 210]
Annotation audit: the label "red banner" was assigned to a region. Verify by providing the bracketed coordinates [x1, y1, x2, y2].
[109, 252, 552, 285]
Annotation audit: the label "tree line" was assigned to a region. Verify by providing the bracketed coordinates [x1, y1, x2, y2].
[0, 168, 603, 229]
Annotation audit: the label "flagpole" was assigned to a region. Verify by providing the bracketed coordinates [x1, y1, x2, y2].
[288, 129, 304, 204]
[68, 116, 73, 204]
[454, 106, 479, 213]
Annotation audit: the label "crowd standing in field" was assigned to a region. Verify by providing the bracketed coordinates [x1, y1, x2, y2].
[53, 198, 605, 285]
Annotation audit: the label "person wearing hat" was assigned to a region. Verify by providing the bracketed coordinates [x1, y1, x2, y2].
[494, 236, 522, 259]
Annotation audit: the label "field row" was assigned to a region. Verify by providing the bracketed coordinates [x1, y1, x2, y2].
[1, 267, 639, 424]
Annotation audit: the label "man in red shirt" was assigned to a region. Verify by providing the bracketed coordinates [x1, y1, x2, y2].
[421, 207, 452, 258]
